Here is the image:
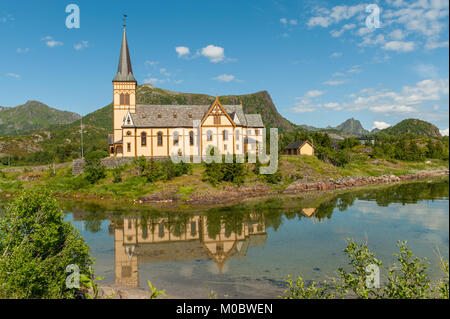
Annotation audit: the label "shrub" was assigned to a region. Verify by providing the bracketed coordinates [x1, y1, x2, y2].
[203, 156, 245, 186]
[144, 159, 162, 182]
[384, 241, 431, 299]
[84, 151, 107, 184]
[112, 167, 123, 183]
[282, 239, 448, 299]
[0, 190, 92, 298]
[133, 156, 148, 176]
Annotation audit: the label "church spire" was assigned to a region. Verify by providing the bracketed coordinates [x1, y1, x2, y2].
[113, 24, 136, 82]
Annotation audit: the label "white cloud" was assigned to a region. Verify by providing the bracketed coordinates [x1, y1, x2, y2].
[330, 52, 342, 57]
[332, 72, 345, 77]
[291, 106, 315, 113]
[383, 41, 415, 52]
[41, 36, 63, 48]
[323, 79, 348, 86]
[347, 65, 362, 73]
[173, 79, 184, 84]
[308, 1, 449, 51]
[6, 73, 20, 78]
[74, 40, 88, 51]
[389, 29, 406, 40]
[213, 74, 235, 82]
[440, 128, 449, 136]
[324, 102, 340, 108]
[280, 18, 287, 25]
[175, 46, 190, 57]
[346, 78, 449, 115]
[144, 60, 159, 67]
[414, 63, 439, 78]
[159, 68, 172, 76]
[307, 4, 365, 28]
[289, 19, 298, 25]
[305, 90, 324, 98]
[201, 45, 225, 63]
[330, 23, 356, 37]
[143, 77, 168, 85]
[16, 48, 30, 54]
[372, 121, 392, 130]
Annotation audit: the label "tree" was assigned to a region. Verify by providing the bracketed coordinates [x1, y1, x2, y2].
[0, 190, 92, 298]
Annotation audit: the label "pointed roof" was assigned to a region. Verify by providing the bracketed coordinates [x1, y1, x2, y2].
[113, 25, 136, 82]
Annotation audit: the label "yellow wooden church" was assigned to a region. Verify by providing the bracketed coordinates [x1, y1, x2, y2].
[108, 25, 264, 158]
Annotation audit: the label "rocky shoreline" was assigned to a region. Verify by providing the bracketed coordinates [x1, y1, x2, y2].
[137, 169, 449, 205]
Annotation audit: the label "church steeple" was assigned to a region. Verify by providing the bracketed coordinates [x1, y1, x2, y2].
[113, 24, 136, 82]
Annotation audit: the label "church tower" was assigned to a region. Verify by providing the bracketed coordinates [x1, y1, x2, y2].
[112, 23, 137, 144]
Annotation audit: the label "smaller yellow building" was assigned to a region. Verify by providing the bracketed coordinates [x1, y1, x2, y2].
[284, 140, 314, 156]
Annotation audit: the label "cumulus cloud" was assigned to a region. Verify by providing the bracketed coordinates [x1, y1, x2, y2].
[41, 36, 63, 48]
[175, 46, 190, 57]
[383, 41, 415, 52]
[307, 1, 450, 51]
[345, 78, 449, 115]
[304, 90, 324, 98]
[213, 74, 235, 82]
[440, 128, 449, 136]
[323, 79, 348, 86]
[330, 52, 342, 58]
[201, 45, 225, 63]
[372, 121, 392, 130]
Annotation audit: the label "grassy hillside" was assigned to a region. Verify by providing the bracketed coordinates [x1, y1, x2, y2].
[0, 100, 81, 136]
[379, 119, 442, 138]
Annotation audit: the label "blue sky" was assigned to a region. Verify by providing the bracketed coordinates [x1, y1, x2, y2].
[0, 0, 448, 134]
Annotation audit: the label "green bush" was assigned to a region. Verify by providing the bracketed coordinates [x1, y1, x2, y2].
[112, 167, 123, 183]
[282, 239, 449, 299]
[0, 190, 92, 298]
[203, 156, 246, 186]
[84, 151, 107, 184]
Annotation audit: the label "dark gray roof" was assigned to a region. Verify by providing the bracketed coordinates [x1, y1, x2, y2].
[285, 140, 313, 150]
[245, 114, 264, 127]
[108, 135, 114, 145]
[113, 27, 136, 82]
[125, 104, 263, 128]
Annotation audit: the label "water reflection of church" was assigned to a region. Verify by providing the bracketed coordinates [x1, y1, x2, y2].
[110, 215, 268, 288]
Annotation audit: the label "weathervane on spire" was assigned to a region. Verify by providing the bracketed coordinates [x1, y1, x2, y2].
[122, 13, 128, 27]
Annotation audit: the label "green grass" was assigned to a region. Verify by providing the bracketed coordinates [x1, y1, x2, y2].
[0, 156, 447, 203]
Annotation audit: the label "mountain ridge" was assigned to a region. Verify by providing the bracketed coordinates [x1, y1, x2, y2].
[0, 100, 81, 136]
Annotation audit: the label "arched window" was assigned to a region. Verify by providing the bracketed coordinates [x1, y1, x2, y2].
[190, 221, 197, 237]
[236, 130, 239, 141]
[207, 130, 213, 141]
[141, 132, 147, 146]
[157, 131, 163, 146]
[173, 131, 179, 145]
[189, 131, 194, 146]
[120, 93, 130, 106]
[126, 131, 131, 136]
[158, 223, 165, 238]
[223, 130, 228, 141]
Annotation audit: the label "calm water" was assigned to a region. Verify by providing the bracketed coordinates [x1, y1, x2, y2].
[60, 179, 449, 298]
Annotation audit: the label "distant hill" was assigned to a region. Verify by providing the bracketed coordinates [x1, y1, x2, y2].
[0, 100, 81, 136]
[334, 118, 369, 136]
[378, 119, 442, 138]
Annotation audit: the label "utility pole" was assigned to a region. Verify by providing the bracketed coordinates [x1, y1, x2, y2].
[80, 116, 84, 159]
